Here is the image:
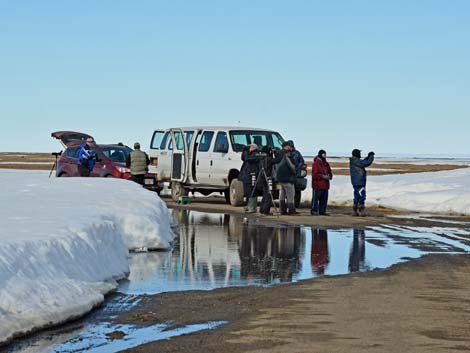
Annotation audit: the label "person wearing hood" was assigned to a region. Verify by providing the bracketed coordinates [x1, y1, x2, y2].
[349, 149, 375, 216]
[311, 149, 333, 215]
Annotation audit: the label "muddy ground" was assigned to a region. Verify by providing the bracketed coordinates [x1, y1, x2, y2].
[115, 254, 470, 353]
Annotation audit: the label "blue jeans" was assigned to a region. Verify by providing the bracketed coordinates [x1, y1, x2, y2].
[353, 185, 366, 206]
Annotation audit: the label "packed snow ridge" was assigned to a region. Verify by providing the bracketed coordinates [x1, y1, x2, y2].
[0, 170, 174, 344]
[302, 167, 470, 215]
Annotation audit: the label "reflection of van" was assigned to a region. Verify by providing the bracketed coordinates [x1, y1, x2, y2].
[149, 127, 306, 206]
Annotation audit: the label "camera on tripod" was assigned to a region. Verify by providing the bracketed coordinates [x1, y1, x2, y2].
[51, 151, 62, 157]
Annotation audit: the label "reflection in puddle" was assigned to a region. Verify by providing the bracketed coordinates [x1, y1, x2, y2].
[120, 210, 470, 295]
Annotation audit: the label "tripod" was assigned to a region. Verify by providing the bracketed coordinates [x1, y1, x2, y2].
[49, 151, 62, 178]
[249, 160, 279, 216]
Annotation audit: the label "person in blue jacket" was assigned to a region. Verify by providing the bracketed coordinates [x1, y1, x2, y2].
[287, 140, 305, 176]
[77, 138, 97, 177]
[349, 149, 374, 216]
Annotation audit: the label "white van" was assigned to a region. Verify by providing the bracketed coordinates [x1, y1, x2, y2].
[148, 127, 306, 206]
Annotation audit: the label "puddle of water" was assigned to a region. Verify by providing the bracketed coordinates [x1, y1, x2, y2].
[6, 209, 470, 353]
[119, 210, 470, 295]
[47, 321, 225, 353]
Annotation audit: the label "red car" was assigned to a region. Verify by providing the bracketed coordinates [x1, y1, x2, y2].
[51, 131, 162, 194]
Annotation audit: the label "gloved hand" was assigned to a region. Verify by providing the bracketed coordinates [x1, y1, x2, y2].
[322, 174, 330, 180]
[368, 151, 375, 156]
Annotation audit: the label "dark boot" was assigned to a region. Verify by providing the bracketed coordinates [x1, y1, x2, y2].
[358, 205, 367, 217]
[245, 197, 258, 214]
[279, 200, 287, 215]
[287, 203, 298, 215]
[352, 205, 359, 217]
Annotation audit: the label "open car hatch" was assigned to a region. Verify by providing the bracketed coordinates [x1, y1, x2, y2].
[51, 131, 94, 148]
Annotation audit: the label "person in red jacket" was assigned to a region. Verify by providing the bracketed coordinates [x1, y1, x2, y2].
[311, 149, 333, 215]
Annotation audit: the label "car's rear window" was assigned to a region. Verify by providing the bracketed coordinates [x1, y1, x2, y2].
[65, 147, 80, 159]
[100, 146, 132, 163]
[229, 130, 285, 152]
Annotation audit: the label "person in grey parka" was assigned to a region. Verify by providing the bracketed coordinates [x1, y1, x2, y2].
[349, 149, 374, 216]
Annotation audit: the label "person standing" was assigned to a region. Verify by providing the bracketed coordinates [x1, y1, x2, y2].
[311, 149, 333, 215]
[77, 138, 97, 177]
[287, 140, 305, 176]
[259, 146, 282, 215]
[349, 149, 374, 216]
[276, 142, 297, 215]
[239, 144, 260, 213]
[126, 142, 150, 186]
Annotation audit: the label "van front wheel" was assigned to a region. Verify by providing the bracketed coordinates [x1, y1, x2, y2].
[229, 179, 244, 206]
[171, 182, 188, 202]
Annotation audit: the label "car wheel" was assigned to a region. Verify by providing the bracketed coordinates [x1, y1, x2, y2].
[295, 190, 302, 208]
[105, 174, 114, 178]
[229, 179, 244, 206]
[58, 172, 68, 177]
[171, 181, 188, 202]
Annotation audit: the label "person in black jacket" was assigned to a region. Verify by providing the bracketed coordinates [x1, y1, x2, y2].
[259, 146, 283, 215]
[239, 144, 260, 213]
[276, 142, 298, 215]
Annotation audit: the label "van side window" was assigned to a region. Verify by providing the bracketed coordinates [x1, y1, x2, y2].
[160, 132, 170, 150]
[184, 131, 194, 149]
[198, 131, 214, 152]
[213, 132, 229, 153]
[151, 131, 165, 149]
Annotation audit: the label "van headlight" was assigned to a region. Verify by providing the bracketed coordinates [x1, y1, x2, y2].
[117, 166, 130, 173]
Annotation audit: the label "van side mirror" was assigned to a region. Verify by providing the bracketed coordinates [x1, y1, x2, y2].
[215, 144, 228, 153]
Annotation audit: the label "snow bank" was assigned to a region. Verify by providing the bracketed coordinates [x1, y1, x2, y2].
[302, 168, 470, 215]
[0, 170, 174, 343]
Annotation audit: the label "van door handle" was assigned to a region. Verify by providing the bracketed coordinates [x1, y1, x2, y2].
[210, 160, 213, 166]
[197, 160, 199, 166]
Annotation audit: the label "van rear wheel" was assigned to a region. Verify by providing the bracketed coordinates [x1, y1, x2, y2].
[171, 182, 188, 202]
[229, 179, 244, 206]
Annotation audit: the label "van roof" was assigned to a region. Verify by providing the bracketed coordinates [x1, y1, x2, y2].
[154, 126, 279, 132]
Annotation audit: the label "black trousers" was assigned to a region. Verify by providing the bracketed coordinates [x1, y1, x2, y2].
[78, 164, 90, 177]
[259, 183, 273, 215]
[311, 189, 329, 214]
[132, 174, 145, 186]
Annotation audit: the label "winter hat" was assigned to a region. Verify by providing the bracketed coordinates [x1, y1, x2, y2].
[282, 141, 290, 148]
[287, 140, 295, 148]
[318, 149, 326, 157]
[134, 142, 141, 149]
[352, 149, 361, 158]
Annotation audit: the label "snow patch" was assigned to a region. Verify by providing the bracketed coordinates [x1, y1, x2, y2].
[0, 170, 174, 343]
[302, 168, 470, 215]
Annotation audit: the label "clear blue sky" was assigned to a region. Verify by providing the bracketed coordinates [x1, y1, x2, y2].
[1, 1, 469, 156]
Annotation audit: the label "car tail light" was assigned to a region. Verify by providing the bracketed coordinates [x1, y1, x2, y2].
[151, 157, 158, 166]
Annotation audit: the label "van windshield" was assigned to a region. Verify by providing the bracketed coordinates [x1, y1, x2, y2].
[229, 130, 285, 152]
